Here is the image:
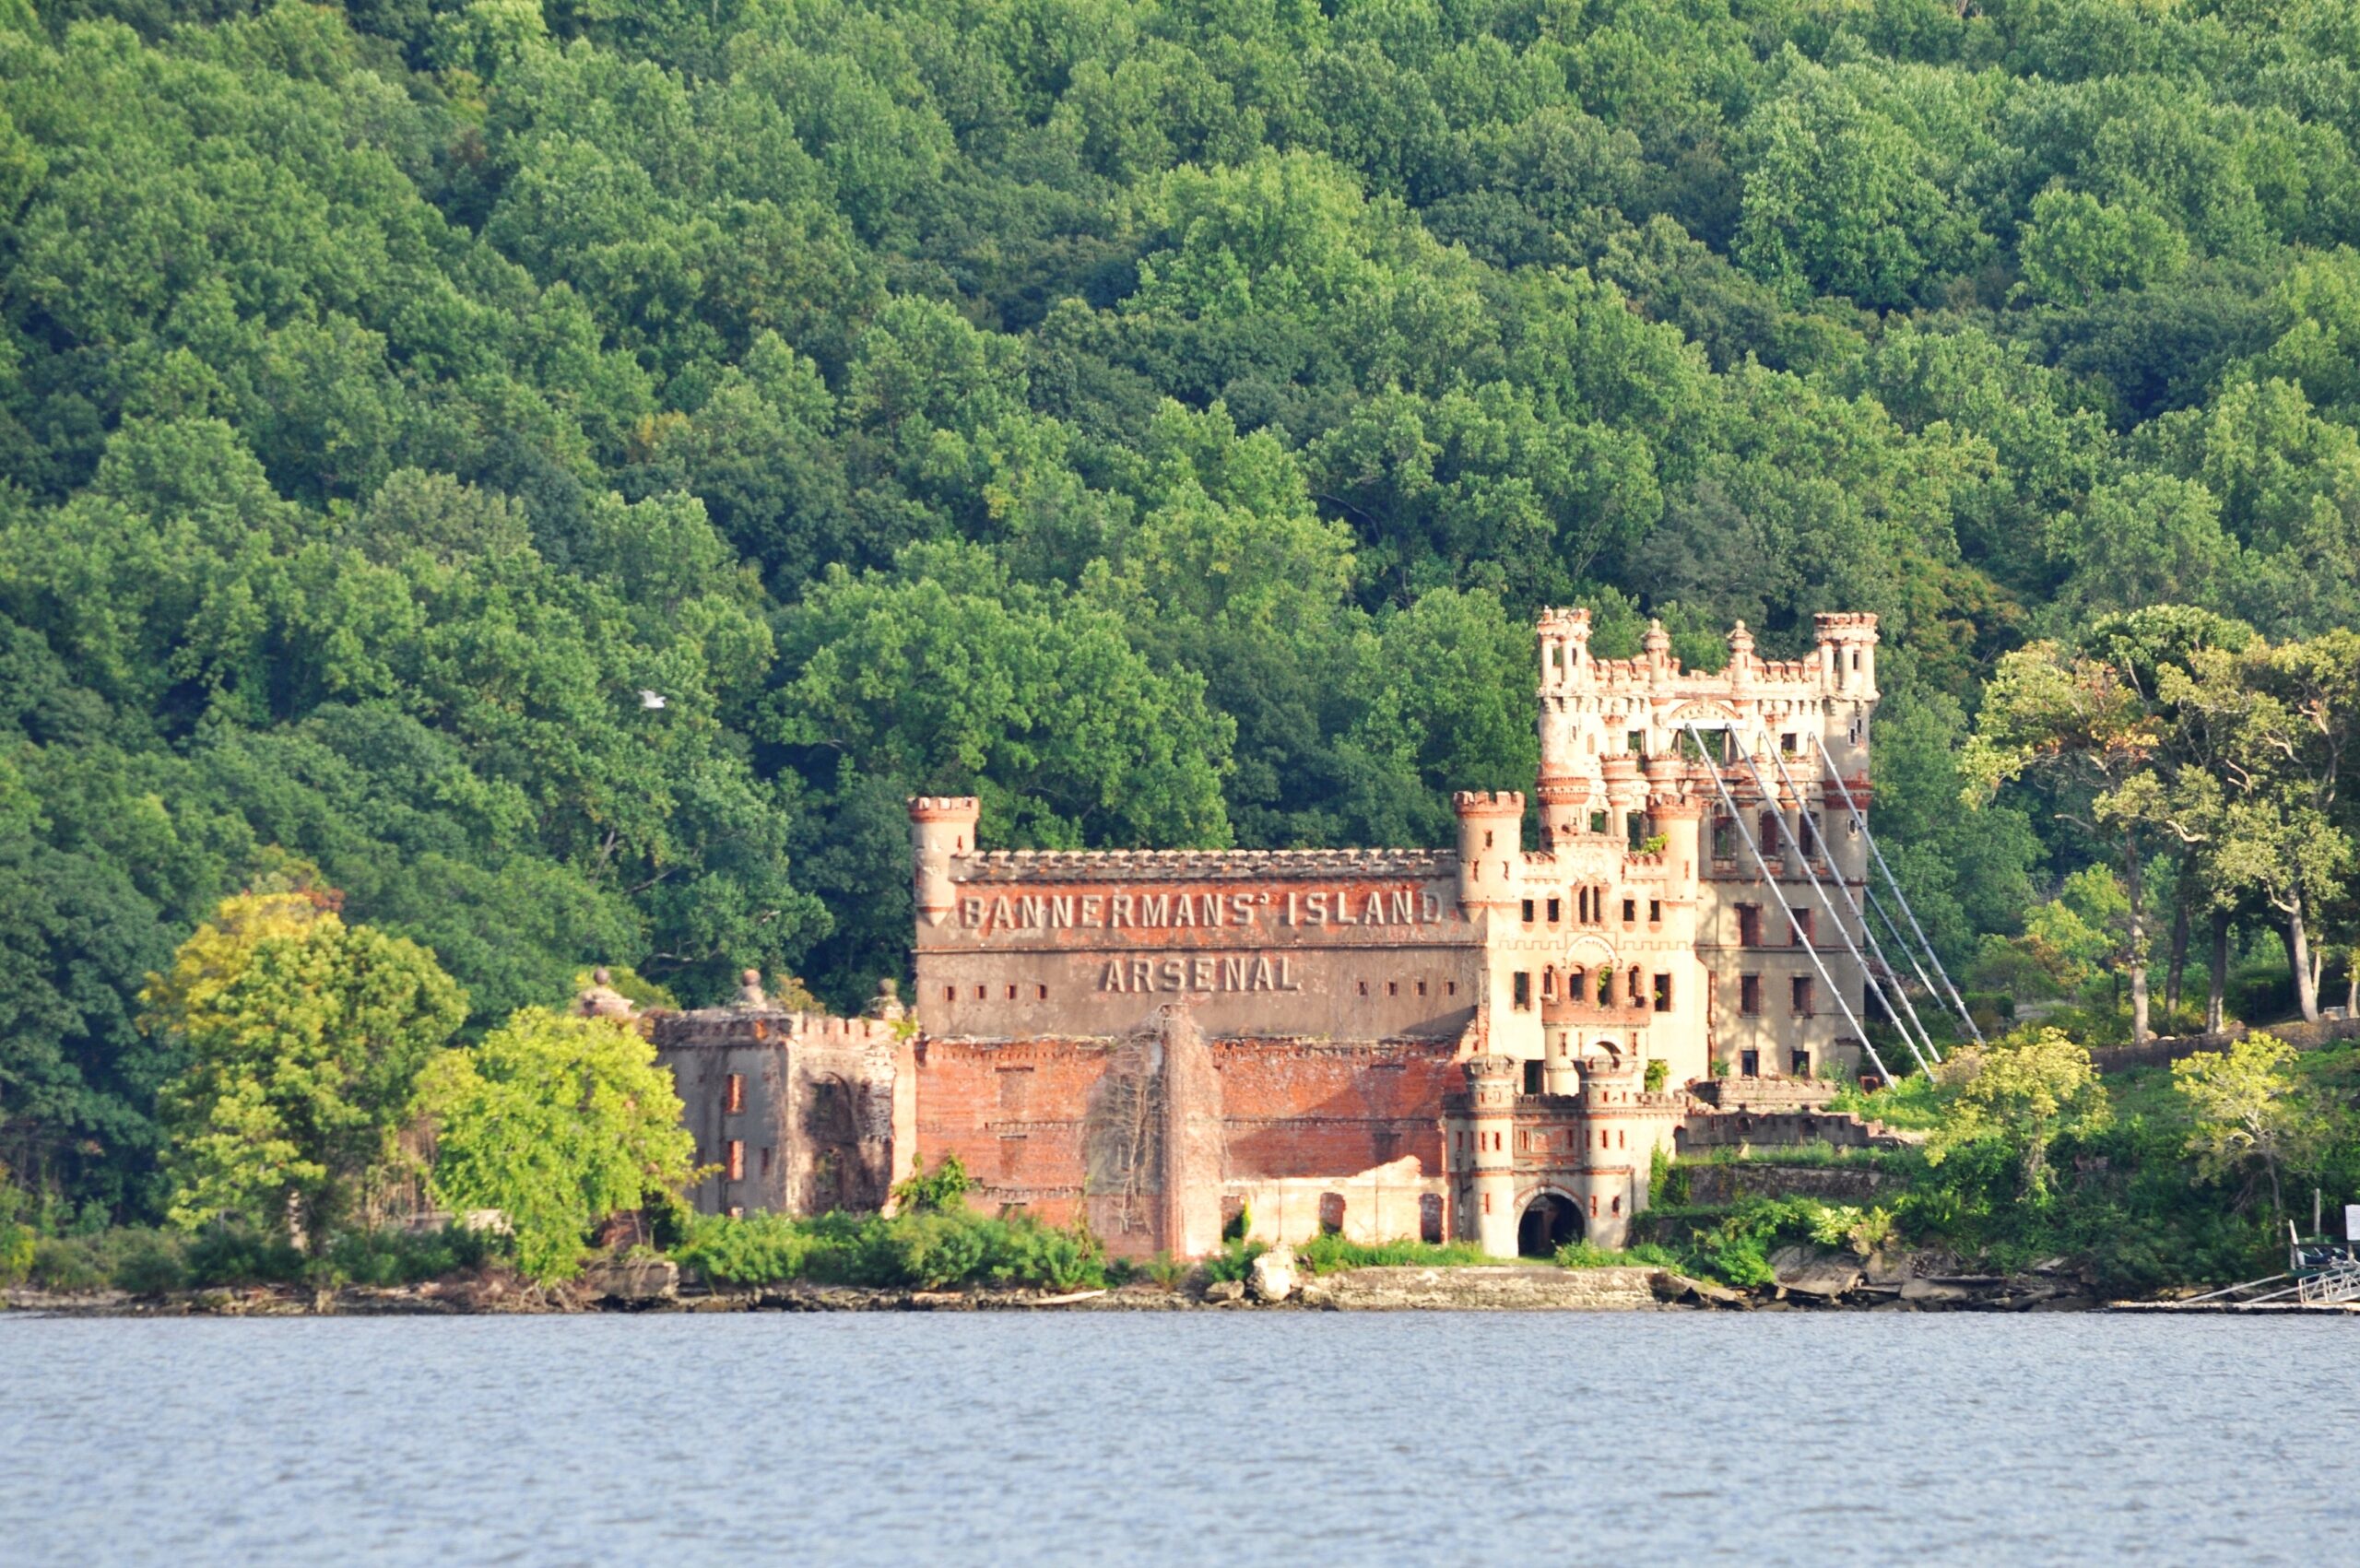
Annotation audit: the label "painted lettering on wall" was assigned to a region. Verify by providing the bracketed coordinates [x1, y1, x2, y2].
[962, 886, 1445, 936]
[1098, 954, 1304, 994]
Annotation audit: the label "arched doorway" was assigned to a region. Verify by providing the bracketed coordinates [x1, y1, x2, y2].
[1517, 1192, 1583, 1257]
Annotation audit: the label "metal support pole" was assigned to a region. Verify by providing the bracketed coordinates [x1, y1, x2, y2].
[1686, 724, 1895, 1085]
[1732, 738, 1931, 1077]
[1864, 884, 1951, 1052]
[1813, 738, 1986, 1045]
[1766, 741, 1941, 1066]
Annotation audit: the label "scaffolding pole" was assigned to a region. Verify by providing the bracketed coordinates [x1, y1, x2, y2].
[1764, 739, 1942, 1067]
[1729, 737, 1932, 1077]
[1813, 739, 1987, 1047]
[1684, 724, 1896, 1085]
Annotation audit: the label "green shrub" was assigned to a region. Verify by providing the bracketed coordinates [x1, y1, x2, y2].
[308, 1225, 502, 1289]
[1553, 1238, 1681, 1269]
[1294, 1233, 1493, 1273]
[112, 1232, 190, 1295]
[30, 1234, 112, 1291]
[674, 1207, 1106, 1291]
[182, 1223, 306, 1288]
[1200, 1237, 1268, 1283]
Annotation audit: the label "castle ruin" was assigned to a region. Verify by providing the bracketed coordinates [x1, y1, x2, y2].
[654, 610, 1906, 1259]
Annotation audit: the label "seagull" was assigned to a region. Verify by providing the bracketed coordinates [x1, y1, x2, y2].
[639, 690, 667, 710]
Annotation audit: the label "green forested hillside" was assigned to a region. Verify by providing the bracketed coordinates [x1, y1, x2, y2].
[5, 0, 2360, 1221]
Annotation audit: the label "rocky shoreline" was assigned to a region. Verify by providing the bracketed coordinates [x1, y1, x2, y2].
[4, 1248, 2117, 1315]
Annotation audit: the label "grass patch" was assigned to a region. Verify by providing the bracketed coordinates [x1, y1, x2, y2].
[1293, 1233, 1494, 1274]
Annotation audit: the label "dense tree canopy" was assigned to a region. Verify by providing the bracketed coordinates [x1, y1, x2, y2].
[6, 0, 2360, 1220]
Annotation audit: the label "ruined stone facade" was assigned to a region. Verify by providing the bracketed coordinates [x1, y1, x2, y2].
[661, 610, 1889, 1259]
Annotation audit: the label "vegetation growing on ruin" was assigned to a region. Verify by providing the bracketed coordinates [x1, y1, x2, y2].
[1653, 1029, 2360, 1291]
[6, 0, 2360, 1283]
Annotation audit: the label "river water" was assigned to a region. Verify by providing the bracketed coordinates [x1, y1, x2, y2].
[5, 1312, 2355, 1564]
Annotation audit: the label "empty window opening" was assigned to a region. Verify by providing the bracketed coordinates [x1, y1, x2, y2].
[1740, 973, 1763, 1017]
[1627, 729, 1645, 754]
[1653, 973, 1673, 1012]
[1737, 904, 1763, 947]
[1589, 809, 1609, 834]
[1318, 1193, 1347, 1236]
[1542, 967, 1558, 1001]
[1759, 810, 1782, 852]
[946, 985, 956, 1002]
[1648, 899, 1662, 924]
[1359, 980, 1369, 996]
[1513, 972, 1533, 1010]
[1547, 898, 1561, 924]
[726, 1140, 745, 1182]
[1740, 1048, 1761, 1076]
[1618, 1130, 1626, 1149]
[1420, 1194, 1445, 1244]
[1791, 906, 1814, 945]
[1446, 981, 1457, 997]
[725, 1073, 745, 1114]
[1006, 984, 1018, 999]
[1386, 980, 1399, 997]
[1792, 976, 1815, 1017]
[1712, 816, 1737, 861]
[1484, 830, 1495, 849]
[1523, 1059, 1544, 1095]
[974, 984, 986, 999]
[1622, 897, 1637, 925]
[1791, 1048, 1813, 1078]
[1781, 732, 1797, 755]
[1036, 984, 1048, 999]
[1417, 980, 1428, 997]
[1627, 966, 1645, 1005]
[1521, 898, 1536, 924]
[759, 1146, 773, 1176]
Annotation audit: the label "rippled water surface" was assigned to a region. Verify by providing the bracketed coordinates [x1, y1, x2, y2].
[6, 1312, 2358, 1565]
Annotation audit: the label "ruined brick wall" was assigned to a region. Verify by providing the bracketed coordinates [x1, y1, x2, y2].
[654, 1009, 903, 1218]
[1210, 1040, 1456, 1182]
[910, 1029, 1459, 1257]
[911, 1033, 1115, 1238]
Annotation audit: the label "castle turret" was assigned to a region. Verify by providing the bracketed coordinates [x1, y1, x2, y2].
[1453, 790, 1525, 913]
[908, 796, 980, 927]
[1465, 1054, 1520, 1257]
[1536, 607, 1591, 784]
[1814, 612, 1879, 782]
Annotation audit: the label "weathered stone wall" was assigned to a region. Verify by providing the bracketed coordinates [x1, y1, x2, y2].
[655, 1009, 904, 1218]
[2087, 1014, 2360, 1073]
[1674, 1108, 1902, 1152]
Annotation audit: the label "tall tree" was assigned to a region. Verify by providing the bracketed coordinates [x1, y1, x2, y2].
[147, 890, 467, 1244]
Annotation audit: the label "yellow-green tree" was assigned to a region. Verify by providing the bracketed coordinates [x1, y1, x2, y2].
[2173, 1032, 2329, 1220]
[1929, 1027, 2110, 1197]
[147, 892, 468, 1244]
[418, 1008, 696, 1283]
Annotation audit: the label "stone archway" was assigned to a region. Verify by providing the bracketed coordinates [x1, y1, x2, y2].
[1517, 1191, 1584, 1257]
